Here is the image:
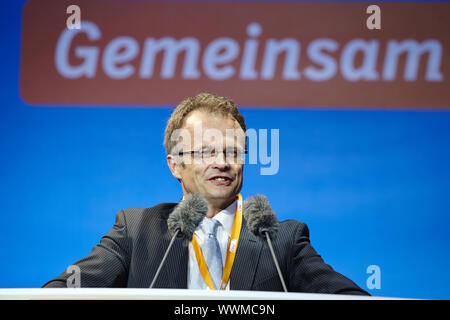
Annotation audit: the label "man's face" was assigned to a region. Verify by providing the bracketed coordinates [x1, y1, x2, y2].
[167, 110, 245, 209]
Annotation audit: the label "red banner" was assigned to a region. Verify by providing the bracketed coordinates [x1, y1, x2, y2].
[20, 0, 450, 109]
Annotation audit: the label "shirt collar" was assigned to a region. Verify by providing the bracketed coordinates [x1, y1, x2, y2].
[182, 195, 237, 235]
[197, 199, 236, 235]
[212, 199, 236, 235]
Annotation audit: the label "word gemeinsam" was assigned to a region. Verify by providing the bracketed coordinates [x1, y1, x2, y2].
[21, 0, 450, 108]
[55, 21, 443, 83]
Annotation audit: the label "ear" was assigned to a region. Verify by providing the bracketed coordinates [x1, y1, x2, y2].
[167, 154, 183, 181]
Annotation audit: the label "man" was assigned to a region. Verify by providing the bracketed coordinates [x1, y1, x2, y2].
[43, 93, 369, 295]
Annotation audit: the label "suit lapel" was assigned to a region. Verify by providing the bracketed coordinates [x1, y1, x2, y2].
[155, 203, 189, 289]
[164, 238, 189, 289]
[229, 218, 262, 290]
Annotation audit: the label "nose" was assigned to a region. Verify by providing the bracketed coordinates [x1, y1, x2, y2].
[211, 151, 231, 170]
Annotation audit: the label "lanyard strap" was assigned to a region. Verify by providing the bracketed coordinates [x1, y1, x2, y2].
[191, 194, 243, 290]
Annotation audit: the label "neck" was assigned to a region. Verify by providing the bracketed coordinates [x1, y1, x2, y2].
[205, 197, 235, 218]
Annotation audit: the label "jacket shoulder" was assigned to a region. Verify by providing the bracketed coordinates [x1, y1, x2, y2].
[279, 219, 309, 236]
[122, 202, 178, 218]
[119, 203, 178, 233]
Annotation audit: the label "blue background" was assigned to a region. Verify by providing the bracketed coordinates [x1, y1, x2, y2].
[1, 0, 450, 299]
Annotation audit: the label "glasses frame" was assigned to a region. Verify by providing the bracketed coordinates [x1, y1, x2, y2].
[176, 149, 248, 163]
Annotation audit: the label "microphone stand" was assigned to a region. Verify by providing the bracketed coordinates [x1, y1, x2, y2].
[264, 231, 288, 292]
[149, 229, 180, 289]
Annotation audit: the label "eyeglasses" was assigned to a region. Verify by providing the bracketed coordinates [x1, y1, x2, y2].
[177, 148, 247, 162]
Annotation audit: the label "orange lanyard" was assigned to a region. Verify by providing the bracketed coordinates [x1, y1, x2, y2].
[191, 194, 243, 290]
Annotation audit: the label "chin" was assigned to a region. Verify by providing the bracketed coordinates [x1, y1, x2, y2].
[207, 191, 238, 204]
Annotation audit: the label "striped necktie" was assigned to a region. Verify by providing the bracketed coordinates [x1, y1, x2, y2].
[202, 218, 223, 289]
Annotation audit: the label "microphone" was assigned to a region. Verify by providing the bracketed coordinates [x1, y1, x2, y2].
[243, 195, 288, 292]
[149, 192, 208, 288]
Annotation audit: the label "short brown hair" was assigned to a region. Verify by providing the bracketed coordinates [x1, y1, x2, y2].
[164, 93, 246, 154]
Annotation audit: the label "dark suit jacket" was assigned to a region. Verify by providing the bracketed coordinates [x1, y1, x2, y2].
[43, 202, 369, 295]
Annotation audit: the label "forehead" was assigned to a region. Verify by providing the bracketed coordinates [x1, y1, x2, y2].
[180, 110, 245, 147]
[183, 110, 241, 130]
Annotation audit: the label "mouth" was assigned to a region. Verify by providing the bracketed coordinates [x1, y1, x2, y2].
[208, 175, 233, 186]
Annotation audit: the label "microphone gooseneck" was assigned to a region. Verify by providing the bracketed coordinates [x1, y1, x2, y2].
[243, 195, 288, 292]
[150, 193, 208, 288]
